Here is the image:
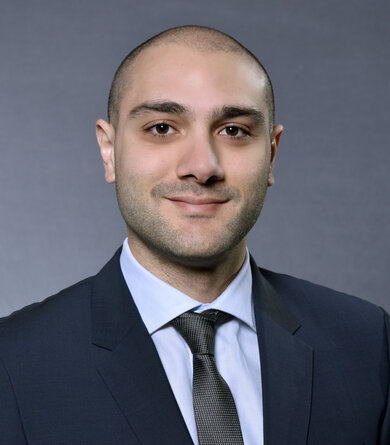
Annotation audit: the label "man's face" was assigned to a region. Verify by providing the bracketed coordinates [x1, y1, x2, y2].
[97, 44, 282, 267]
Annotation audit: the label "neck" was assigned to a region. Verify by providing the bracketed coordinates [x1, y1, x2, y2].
[126, 235, 247, 303]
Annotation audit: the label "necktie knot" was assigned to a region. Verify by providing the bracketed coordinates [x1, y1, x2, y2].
[171, 310, 222, 355]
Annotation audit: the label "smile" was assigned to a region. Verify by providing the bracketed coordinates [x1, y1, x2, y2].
[165, 196, 229, 213]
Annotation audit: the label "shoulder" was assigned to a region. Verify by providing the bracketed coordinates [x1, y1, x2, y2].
[259, 267, 388, 342]
[0, 277, 93, 358]
[0, 247, 124, 363]
[260, 267, 386, 314]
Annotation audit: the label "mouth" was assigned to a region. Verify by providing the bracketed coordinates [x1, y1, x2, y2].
[165, 196, 229, 213]
[168, 196, 228, 205]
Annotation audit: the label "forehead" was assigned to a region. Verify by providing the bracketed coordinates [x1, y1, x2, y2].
[119, 43, 268, 120]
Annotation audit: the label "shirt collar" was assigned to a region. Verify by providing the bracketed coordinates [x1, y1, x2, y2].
[120, 239, 255, 334]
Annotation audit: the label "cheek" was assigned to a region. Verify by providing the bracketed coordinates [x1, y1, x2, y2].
[224, 150, 270, 187]
[116, 143, 172, 185]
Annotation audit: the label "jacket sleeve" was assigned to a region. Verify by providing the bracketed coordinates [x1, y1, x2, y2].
[0, 357, 28, 444]
[379, 309, 390, 445]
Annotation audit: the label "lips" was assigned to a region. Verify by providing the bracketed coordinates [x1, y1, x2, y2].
[165, 195, 229, 213]
[167, 196, 228, 205]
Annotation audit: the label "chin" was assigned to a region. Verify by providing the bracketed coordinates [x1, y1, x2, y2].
[152, 237, 244, 269]
[127, 220, 246, 268]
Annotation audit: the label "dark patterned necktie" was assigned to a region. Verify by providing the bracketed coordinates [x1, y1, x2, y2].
[171, 310, 244, 445]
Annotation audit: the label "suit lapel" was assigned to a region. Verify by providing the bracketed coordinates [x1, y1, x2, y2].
[91, 249, 193, 445]
[251, 259, 313, 445]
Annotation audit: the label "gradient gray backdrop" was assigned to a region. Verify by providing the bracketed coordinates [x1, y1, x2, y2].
[1, 0, 389, 316]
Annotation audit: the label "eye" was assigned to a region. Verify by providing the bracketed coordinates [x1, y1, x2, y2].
[147, 123, 176, 137]
[219, 125, 249, 138]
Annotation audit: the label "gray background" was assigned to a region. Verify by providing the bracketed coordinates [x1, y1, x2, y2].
[1, 0, 389, 316]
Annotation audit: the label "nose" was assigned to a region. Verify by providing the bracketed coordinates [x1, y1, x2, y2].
[176, 134, 225, 184]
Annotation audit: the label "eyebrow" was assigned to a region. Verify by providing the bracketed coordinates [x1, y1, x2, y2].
[128, 101, 189, 119]
[127, 100, 266, 126]
[210, 106, 266, 126]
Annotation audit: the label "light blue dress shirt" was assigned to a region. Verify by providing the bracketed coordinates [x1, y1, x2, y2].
[120, 239, 263, 445]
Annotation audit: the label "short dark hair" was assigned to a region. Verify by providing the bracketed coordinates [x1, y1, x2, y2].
[107, 25, 275, 129]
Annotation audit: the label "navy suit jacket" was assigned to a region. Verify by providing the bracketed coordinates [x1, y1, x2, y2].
[0, 248, 389, 444]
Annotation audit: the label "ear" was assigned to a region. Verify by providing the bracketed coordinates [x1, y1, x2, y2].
[268, 124, 284, 187]
[96, 119, 116, 184]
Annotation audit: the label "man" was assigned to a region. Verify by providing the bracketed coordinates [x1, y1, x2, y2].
[0, 25, 388, 445]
